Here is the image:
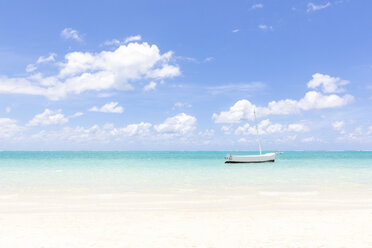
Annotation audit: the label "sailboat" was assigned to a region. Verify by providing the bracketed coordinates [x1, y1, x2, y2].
[225, 109, 276, 163]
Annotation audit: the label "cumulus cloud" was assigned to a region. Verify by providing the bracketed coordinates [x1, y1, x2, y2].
[89, 102, 124, 113]
[143, 81, 157, 91]
[0, 42, 180, 100]
[198, 129, 215, 138]
[307, 73, 349, 93]
[27, 109, 68, 126]
[33, 125, 110, 143]
[234, 120, 308, 136]
[221, 125, 233, 135]
[332, 120, 345, 134]
[288, 123, 309, 132]
[154, 113, 196, 135]
[29, 119, 199, 145]
[213, 73, 353, 123]
[213, 99, 256, 123]
[60, 28, 83, 41]
[307, 2, 331, 12]
[0, 118, 23, 138]
[234, 120, 282, 135]
[111, 122, 152, 136]
[32, 121, 154, 144]
[297, 91, 353, 110]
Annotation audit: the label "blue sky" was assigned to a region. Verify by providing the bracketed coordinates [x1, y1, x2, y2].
[0, 0, 371, 150]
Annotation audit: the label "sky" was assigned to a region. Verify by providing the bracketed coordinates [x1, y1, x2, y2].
[0, 0, 371, 150]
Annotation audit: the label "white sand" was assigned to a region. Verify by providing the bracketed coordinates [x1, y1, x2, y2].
[0, 187, 372, 248]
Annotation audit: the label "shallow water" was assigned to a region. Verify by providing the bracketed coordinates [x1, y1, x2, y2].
[1, 151, 372, 192]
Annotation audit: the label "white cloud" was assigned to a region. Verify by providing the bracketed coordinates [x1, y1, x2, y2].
[146, 64, 180, 79]
[335, 125, 372, 143]
[173, 102, 192, 109]
[298, 91, 353, 110]
[111, 122, 152, 137]
[0, 118, 23, 138]
[37, 53, 57, 64]
[28, 109, 68, 126]
[70, 112, 84, 118]
[301, 136, 321, 143]
[103, 35, 142, 47]
[213, 99, 256, 123]
[5, 106, 11, 113]
[307, 73, 349, 93]
[154, 113, 196, 135]
[103, 39, 121, 46]
[124, 35, 142, 44]
[26, 64, 37, 73]
[307, 2, 331, 12]
[198, 129, 215, 137]
[221, 125, 232, 135]
[345, 127, 363, 140]
[235, 123, 253, 135]
[367, 126, 372, 135]
[258, 24, 273, 30]
[267, 123, 285, 133]
[32, 121, 154, 144]
[26, 53, 57, 73]
[234, 120, 307, 136]
[32, 125, 110, 143]
[60, 28, 83, 41]
[144, 81, 157, 91]
[234, 120, 283, 135]
[0, 42, 180, 100]
[29, 115, 197, 145]
[232, 29, 239, 33]
[332, 120, 345, 134]
[213, 74, 353, 123]
[207, 82, 266, 95]
[251, 3, 263, 9]
[176, 56, 199, 63]
[288, 123, 309, 132]
[89, 102, 124, 113]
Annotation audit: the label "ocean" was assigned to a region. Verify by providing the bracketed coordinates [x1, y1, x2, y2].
[1, 151, 372, 193]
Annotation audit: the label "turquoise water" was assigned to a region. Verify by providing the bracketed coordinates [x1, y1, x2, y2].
[1, 151, 372, 192]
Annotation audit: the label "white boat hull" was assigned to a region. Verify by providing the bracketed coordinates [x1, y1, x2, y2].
[225, 153, 276, 163]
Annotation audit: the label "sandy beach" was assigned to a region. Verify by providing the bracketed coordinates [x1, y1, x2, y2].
[1, 186, 371, 248]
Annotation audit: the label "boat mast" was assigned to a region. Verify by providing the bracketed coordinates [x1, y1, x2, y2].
[254, 109, 262, 155]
